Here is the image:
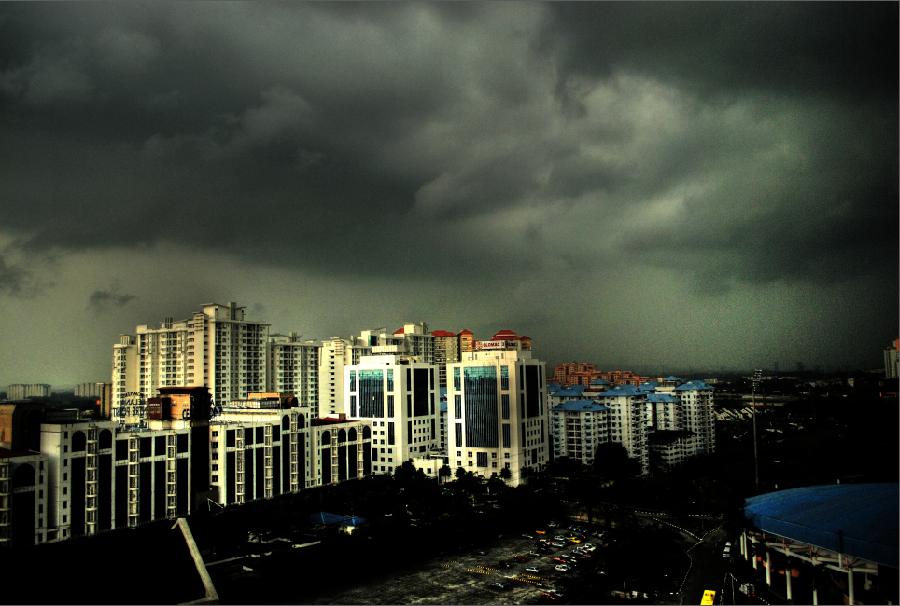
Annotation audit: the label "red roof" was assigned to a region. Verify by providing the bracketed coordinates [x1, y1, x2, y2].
[431, 330, 456, 337]
[458, 329, 473, 335]
[492, 329, 519, 340]
[393, 327, 404, 335]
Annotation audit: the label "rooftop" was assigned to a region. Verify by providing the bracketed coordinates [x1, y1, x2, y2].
[553, 399, 609, 413]
[744, 483, 899, 568]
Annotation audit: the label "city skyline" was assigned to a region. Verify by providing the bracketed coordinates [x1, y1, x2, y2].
[0, 3, 897, 386]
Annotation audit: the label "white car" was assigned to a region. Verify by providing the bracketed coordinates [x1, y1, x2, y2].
[555, 564, 571, 572]
[526, 566, 540, 573]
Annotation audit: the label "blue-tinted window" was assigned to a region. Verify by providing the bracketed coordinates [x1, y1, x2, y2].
[500, 366, 509, 390]
[387, 369, 394, 391]
[387, 395, 394, 417]
[358, 370, 384, 417]
[453, 367, 460, 390]
[464, 366, 499, 448]
[501, 394, 510, 420]
[349, 370, 356, 391]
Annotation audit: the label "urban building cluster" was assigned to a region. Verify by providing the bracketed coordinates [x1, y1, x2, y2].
[1, 301, 714, 548]
[548, 375, 715, 475]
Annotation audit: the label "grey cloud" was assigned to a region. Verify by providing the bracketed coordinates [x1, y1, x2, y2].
[88, 289, 137, 311]
[0, 254, 33, 297]
[0, 2, 895, 373]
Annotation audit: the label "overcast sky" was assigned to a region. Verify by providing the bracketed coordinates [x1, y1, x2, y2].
[1, 2, 897, 386]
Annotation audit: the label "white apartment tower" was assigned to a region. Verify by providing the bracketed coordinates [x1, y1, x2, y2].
[551, 399, 610, 466]
[447, 343, 549, 486]
[268, 334, 320, 412]
[596, 385, 649, 475]
[675, 380, 715, 456]
[344, 354, 439, 473]
[318, 338, 371, 418]
[111, 302, 269, 418]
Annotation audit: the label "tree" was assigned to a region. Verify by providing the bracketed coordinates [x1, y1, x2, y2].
[499, 467, 512, 482]
[438, 464, 452, 484]
[594, 443, 641, 481]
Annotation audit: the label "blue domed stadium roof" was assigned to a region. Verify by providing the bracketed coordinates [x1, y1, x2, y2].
[744, 483, 898, 568]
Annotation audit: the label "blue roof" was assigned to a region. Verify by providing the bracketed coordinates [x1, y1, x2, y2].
[647, 393, 675, 403]
[638, 381, 658, 392]
[553, 399, 609, 413]
[744, 484, 898, 568]
[675, 380, 712, 391]
[550, 385, 586, 397]
[597, 385, 643, 397]
[664, 375, 682, 381]
[590, 378, 610, 385]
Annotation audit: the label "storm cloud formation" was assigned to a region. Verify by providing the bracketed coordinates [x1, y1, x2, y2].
[0, 3, 896, 384]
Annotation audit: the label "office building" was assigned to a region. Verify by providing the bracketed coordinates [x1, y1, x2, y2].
[344, 354, 439, 473]
[446, 340, 549, 486]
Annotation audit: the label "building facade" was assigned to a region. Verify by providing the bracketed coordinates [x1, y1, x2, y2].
[595, 385, 649, 475]
[551, 399, 609, 466]
[111, 302, 269, 420]
[268, 334, 320, 412]
[447, 343, 549, 486]
[6, 384, 51, 401]
[344, 355, 439, 474]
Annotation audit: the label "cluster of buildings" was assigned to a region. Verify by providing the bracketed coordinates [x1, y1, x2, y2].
[1, 301, 714, 548]
[549, 375, 716, 475]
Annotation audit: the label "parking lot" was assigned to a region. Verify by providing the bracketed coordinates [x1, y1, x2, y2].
[308, 522, 606, 604]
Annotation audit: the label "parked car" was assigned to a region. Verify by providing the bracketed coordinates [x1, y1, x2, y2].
[554, 564, 571, 572]
[526, 566, 540, 573]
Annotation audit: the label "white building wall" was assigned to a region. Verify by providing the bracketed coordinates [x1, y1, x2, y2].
[447, 349, 549, 486]
[344, 355, 439, 473]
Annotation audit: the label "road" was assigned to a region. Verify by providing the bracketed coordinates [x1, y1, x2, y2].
[679, 525, 730, 605]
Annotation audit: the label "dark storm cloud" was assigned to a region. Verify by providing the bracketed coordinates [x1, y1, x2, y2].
[0, 2, 895, 294]
[87, 289, 136, 311]
[0, 254, 32, 296]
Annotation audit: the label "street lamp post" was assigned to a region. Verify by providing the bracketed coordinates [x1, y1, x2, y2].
[751, 369, 762, 493]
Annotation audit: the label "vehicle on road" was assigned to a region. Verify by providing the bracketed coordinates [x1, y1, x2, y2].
[700, 589, 716, 605]
[722, 542, 732, 558]
[554, 564, 571, 572]
[526, 566, 540, 573]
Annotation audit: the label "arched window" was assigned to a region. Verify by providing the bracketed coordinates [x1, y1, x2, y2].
[99, 429, 112, 450]
[338, 429, 346, 443]
[321, 431, 331, 444]
[348, 428, 357, 442]
[297, 414, 305, 429]
[362, 426, 371, 440]
[282, 415, 290, 430]
[72, 431, 86, 452]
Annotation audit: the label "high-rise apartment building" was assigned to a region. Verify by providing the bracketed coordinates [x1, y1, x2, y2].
[268, 333, 320, 412]
[111, 302, 269, 421]
[884, 338, 899, 379]
[675, 380, 715, 456]
[318, 337, 371, 418]
[595, 385, 649, 475]
[344, 354, 439, 473]
[6, 384, 51, 401]
[432, 330, 460, 388]
[551, 399, 609, 465]
[447, 341, 549, 486]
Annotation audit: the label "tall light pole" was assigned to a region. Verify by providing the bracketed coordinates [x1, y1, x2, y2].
[751, 369, 762, 493]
